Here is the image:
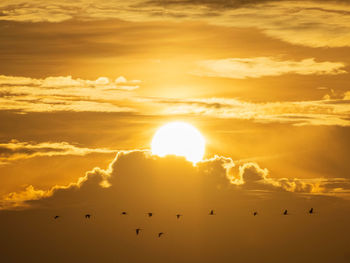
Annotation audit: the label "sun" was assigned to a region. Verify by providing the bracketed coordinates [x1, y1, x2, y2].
[151, 122, 205, 163]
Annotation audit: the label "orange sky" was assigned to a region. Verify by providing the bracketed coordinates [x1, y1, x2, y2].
[1, 1, 350, 262]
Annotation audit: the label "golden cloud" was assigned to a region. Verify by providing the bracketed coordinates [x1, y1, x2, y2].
[155, 93, 350, 126]
[0, 139, 115, 165]
[228, 162, 324, 193]
[0, 75, 140, 113]
[2, 150, 349, 210]
[1, 1, 350, 47]
[191, 57, 346, 79]
[2, 74, 350, 126]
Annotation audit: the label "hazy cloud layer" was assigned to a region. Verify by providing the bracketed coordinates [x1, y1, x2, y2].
[1, 1, 350, 47]
[2, 74, 350, 126]
[0, 139, 115, 165]
[0, 75, 139, 113]
[2, 150, 349, 210]
[154, 92, 350, 126]
[191, 57, 347, 79]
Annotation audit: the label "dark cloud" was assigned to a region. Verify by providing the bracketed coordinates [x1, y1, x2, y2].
[143, 0, 278, 9]
[3, 150, 349, 210]
[142, 0, 350, 9]
[1, 150, 350, 263]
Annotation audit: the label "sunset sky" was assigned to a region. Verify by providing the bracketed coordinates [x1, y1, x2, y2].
[1, 1, 350, 262]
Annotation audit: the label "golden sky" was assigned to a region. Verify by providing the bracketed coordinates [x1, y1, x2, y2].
[1, 1, 350, 262]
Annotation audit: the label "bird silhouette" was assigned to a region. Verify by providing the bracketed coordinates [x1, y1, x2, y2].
[146, 212, 153, 217]
[283, 209, 288, 215]
[54, 215, 60, 219]
[209, 210, 215, 215]
[121, 211, 127, 215]
[158, 232, 164, 238]
[253, 211, 258, 216]
[309, 208, 314, 214]
[85, 214, 91, 219]
[176, 214, 182, 219]
[136, 228, 142, 235]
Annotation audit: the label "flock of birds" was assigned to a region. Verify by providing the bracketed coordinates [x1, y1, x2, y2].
[53, 208, 315, 237]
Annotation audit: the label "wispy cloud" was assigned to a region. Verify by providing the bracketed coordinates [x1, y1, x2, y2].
[0, 139, 115, 165]
[149, 92, 350, 126]
[191, 57, 346, 79]
[0, 75, 140, 90]
[1, 67, 350, 128]
[0, 75, 140, 113]
[2, 74, 350, 126]
[1, 1, 350, 47]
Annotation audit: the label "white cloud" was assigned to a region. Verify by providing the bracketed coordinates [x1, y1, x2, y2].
[115, 76, 127, 84]
[191, 57, 346, 79]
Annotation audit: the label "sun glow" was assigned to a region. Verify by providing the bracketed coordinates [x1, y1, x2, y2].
[151, 122, 205, 163]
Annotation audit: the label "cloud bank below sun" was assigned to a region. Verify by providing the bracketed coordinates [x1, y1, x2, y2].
[2, 150, 349, 210]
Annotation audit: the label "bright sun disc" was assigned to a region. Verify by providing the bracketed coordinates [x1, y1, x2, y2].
[151, 122, 205, 163]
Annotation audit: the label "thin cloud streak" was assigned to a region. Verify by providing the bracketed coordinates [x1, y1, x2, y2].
[0, 139, 115, 165]
[191, 57, 347, 79]
[0, 75, 140, 113]
[151, 94, 350, 126]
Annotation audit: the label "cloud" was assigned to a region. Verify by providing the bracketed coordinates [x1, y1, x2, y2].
[191, 57, 347, 79]
[248, 1, 350, 48]
[0, 75, 140, 113]
[152, 92, 350, 126]
[1, 1, 350, 47]
[2, 151, 350, 263]
[143, 0, 350, 9]
[2, 150, 349, 210]
[228, 162, 325, 193]
[0, 75, 140, 90]
[2, 73, 350, 126]
[146, 0, 350, 48]
[0, 139, 115, 165]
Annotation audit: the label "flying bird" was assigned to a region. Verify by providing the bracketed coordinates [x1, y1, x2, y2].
[146, 212, 153, 217]
[176, 214, 182, 219]
[85, 214, 91, 219]
[136, 228, 142, 235]
[283, 209, 288, 215]
[253, 211, 258, 216]
[54, 215, 60, 219]
[121, 211, 127, 215]
[309, 208, 314, 214]
[209, 210, 215, 215]
[158, 232, 164, 238]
